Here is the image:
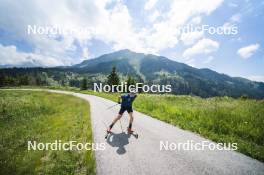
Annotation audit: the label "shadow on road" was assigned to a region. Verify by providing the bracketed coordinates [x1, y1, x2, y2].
[106, 132, 131, 155]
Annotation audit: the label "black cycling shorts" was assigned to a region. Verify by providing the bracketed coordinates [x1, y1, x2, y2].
[119, 106, 133, 115]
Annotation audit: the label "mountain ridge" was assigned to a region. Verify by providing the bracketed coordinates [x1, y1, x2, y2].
[73, 49, 258, 82]
[69, 49, 264, 98]
[1, 49, 264, 99]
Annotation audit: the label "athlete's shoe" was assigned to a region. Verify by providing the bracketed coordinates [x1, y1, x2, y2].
[105, 128, 112, 139]
[127, 128, 134, 134]
[107, 128, 112, 133]
[127, 128, 138, 138]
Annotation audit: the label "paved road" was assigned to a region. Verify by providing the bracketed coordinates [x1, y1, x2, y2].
[5, 89, 264, 175]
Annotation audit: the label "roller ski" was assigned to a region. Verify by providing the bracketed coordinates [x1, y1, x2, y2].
[127, 128, 138, 139]
[105, 129, 112, 139]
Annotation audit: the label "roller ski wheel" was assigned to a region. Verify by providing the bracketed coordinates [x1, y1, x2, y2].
[127, 128, 138, 139]
[105, 129, 112, 139]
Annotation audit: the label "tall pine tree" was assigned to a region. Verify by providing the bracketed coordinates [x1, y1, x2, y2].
[107, 66, 120, 92]
[80, 78, 88, 90]
[126, 75, 136, 92]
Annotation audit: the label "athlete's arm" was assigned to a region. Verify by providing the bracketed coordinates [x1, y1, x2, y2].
[118, 96, 121, 104]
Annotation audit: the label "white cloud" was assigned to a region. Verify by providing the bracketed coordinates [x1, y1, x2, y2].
[144, 0, 158, 10]
[247, 75, 264, 82]
[190, 16, 202, 25]
[230, 13, 241, 22]
[82, 47, 90, 59]
[186, 58, 196, 67]
[237, 44, 260, 59]
[203, 56, 214, 64]
[0, 0, 224, 66]
[0, 0, 146, 65]
[144, 0, 223, 52]
[180, 31, 204, 45]
[0, 0, 98, 65]
[220, 13, 241, 36]
[148, 10, 160, 22]
[183, 38, 219, 58]
[0, 44, 63, 67]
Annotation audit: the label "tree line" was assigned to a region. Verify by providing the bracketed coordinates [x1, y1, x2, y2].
[80, 66, 137, 91]
[0, 67, 138, 92]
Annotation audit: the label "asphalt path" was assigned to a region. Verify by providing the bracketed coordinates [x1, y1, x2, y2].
[4, 89, 264, 175]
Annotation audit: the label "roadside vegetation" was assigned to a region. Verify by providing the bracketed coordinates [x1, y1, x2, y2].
[0, 90, 95, 175]
[81, 90, 264, 162]
[1, 66, 264, 163]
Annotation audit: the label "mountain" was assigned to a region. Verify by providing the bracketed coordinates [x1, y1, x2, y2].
[70, 49, 264, 99]
[0, 62, 38, 68]
[1, 49, 264, 99]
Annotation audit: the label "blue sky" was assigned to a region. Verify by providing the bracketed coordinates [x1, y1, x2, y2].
[0, 0, 263, 81]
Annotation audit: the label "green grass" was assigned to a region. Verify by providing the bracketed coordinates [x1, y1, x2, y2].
[80, 90, 264, 162]
[0, 90, 95, 175]
[2, 87, 264, 162]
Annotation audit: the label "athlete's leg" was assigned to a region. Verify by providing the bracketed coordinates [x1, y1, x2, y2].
[128, 112, 134, 131]
[108, 107, 125, 130]
[108, 114, 122, 131]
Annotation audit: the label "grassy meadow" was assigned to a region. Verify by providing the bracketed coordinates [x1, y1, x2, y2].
[0, 90, 95, 175]
[82, 90, 264, 162]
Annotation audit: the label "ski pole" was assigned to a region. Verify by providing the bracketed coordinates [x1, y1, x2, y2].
[106, 103, 119, 110]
